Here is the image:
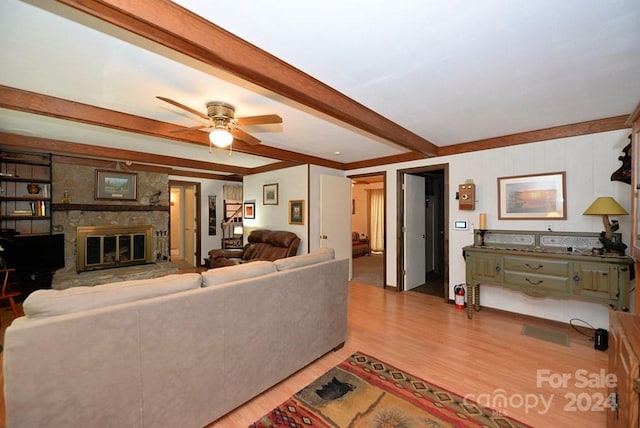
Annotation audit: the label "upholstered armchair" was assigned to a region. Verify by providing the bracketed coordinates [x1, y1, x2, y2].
[207, 229, 300, 268]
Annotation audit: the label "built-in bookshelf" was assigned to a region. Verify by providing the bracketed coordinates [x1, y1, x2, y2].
[0, 149, 52, 235]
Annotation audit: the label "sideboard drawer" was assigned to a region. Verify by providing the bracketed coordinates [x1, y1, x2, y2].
[502, 271, 572, 295]
[503, 256, 570, 276]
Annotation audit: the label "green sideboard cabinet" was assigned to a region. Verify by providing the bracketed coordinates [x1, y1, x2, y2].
[463, 230, 634, 319]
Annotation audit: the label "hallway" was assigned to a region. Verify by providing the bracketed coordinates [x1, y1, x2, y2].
[351, 254, 384, 287]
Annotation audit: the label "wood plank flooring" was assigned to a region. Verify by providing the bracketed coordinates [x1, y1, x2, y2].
[0, 281, 610, 427]
[213, 281, 609, 427]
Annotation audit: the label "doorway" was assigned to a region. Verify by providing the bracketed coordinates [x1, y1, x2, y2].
[349, 172, 386, 288]
[397, 165, 448, 301]
[169, 181, 202, 268]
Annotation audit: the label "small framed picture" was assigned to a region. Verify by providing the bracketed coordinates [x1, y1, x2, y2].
[289, 200, 304, 225]
[95, 169, 137, 200]
[243, 201, 255, 219]
[263, 183, 278, 205]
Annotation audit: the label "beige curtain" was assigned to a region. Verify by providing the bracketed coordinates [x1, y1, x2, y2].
[223, 185, 243, 202]
[368, 188, 384, 252]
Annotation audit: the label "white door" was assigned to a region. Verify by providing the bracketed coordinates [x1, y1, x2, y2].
[184, 186, 196, 266]
[320, 175, 352, 277]
[404, 174, 426, 290]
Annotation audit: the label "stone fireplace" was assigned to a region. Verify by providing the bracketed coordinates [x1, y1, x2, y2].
[76, 225, 154, 272]
[50, 163, 177, 289]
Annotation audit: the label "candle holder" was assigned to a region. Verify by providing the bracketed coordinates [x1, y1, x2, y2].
[477, 229, 487, 246]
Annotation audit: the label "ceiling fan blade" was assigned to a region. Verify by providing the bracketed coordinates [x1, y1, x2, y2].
[230, 128, 261, 145]
[169, 124, 210, 134]
[157, 96, 210, 121]
[235, 114, 283, 126]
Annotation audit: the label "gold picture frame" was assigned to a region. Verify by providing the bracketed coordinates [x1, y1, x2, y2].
[288, 200, 305, 225]
[498, 172, 566, 220]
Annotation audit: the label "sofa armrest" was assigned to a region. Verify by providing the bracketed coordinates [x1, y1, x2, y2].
[208, 248, 244, 259]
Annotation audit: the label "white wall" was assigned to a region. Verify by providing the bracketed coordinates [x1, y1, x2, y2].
[242, 164, 309, 253]
[347, 129, 632, 328]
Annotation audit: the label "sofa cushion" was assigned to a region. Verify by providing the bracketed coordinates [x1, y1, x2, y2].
[274, 247, 335, 271]
[23, 273, 202, 319]
[201, 260, 277, 287]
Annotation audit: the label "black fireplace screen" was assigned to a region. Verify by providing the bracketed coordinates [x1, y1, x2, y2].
[85, 233, 148, 267]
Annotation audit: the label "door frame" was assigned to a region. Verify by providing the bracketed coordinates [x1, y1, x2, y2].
[397, 164, 449, 301]
[168, 180, 202, 267]
[347, 172, 387, 288]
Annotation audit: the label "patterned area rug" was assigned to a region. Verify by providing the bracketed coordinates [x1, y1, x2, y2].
[250, 352, 531, 428]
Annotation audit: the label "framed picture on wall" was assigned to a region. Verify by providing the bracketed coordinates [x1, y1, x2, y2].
[95, 169, 137, 200]
[289, 200, 304, 225]
[243, 201, 255, 219]
[208, 195, 216, 236]
[263, 183, 278, 205]
[498, 171, 566, 219]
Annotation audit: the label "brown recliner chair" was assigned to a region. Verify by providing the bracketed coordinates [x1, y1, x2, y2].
[207, 229, 300, 269]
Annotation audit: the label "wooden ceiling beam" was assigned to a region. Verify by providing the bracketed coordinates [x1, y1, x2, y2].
[344, 152, 426, 170]
[0, 132, 250, 176]
[438, 115, 630, 157]
[54, 0, 438, 157]
[0, 85, 343, 169]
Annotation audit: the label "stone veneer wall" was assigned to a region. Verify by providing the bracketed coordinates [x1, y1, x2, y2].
[51, 163, 170, 276]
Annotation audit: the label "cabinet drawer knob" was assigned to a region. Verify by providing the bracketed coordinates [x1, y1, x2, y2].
[525, 263, 543, 270]
[525, 278, 543, 285]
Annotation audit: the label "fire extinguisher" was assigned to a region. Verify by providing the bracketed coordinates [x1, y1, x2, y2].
[454, 284, 465, 309]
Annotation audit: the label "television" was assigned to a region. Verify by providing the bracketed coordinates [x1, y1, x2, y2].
[2, 233, 65, 279]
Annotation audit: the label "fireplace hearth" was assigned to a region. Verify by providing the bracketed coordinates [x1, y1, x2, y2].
[76, 225, 154, 272]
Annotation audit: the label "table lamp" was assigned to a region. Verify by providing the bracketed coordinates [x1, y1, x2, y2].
[233, 225, 243, 236]
[583, 196, 628, 254]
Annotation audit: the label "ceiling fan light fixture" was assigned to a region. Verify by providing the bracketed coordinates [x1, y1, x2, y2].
[209, 127, 233, 148]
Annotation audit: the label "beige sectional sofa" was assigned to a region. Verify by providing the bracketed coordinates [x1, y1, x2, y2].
[3, 248, 348, 428]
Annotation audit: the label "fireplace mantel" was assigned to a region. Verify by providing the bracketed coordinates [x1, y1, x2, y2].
[53, 203, 169, 212]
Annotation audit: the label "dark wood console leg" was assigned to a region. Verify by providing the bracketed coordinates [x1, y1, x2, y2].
[466, 284, 475, 319]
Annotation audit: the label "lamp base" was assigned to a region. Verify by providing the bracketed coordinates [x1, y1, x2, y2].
[598, 231, 627, 255]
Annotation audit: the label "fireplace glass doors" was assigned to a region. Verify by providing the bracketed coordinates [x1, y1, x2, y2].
[77, 225, 154, 272]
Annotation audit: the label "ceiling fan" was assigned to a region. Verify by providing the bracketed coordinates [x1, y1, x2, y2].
[157, 96, 282, 149]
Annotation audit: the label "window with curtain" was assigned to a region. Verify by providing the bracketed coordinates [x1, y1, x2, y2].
[368, 188, 384, 252]
[222, 185, 243, 201]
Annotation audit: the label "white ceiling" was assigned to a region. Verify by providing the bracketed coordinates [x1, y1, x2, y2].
[1, 0, 639, 174]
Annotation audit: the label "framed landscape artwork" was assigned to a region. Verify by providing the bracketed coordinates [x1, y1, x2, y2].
[498, 172, 566, 220]
[95, 169, 137, 200]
